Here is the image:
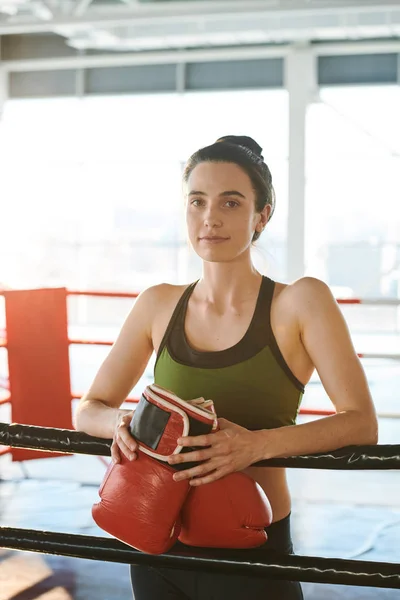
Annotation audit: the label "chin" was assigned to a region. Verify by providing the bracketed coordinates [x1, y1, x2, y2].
[197, 251, 239, 264]
[196, 242, 250, 261]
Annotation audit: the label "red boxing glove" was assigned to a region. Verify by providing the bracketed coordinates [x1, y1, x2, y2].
[178, 471, 273, 549]
[92, 384, 217, 555]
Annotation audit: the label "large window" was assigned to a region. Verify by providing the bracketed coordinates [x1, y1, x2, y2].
[0, 90, 288, 294]
[303, 85, 400, 419]
[305, 85, 400, 300]
[0, 90, 288, 397]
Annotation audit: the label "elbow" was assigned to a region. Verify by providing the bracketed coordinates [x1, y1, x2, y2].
[367, 423, 379, 445]
[346, 409, 378, 445]
[73, 398, 89, 432]
[73, 409, 82, 432]
[362, 429, 378, 446]
[360, 414, 379, 446]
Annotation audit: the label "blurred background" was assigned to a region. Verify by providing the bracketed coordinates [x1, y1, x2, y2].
[0, 1, 399, 298]
[0, 2, 399, 598]
[1, 0, 399, 413]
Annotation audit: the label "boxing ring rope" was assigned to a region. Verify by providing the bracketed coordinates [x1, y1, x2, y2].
[66, 292, 400, 306]
[2, 527, 400, 589]
[336, 298, 400, 306]
[1, 291, 399, 588]
[1, 289, 399, 418]
[66, 289, 400, 360]
[0, 422, 399, 589]
[1, 422, 399, 469]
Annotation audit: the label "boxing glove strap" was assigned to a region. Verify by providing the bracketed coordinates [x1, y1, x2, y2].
[129, 385, 217, 463]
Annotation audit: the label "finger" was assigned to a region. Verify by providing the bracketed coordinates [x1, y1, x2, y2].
[172, 460, 220, 482]
[116, 436, 137, 461]
[110, 441, 121, 463]
[177, 433, 214, 447]
[168, 448, 214, 465]
[118, 413, 134, 434]
[121, 413, 133, 426]
[117, 426, 138, 453]
[189, 468, 230, 486]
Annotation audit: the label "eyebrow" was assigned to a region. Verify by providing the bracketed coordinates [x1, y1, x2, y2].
[188, 190, 246, 199]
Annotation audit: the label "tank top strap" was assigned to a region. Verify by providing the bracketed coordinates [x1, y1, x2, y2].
[161, 275, 275, 368]
[253, 275, 275, 341]
[156, 280, 199, 360]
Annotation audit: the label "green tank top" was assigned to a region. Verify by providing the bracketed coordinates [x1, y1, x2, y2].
[154, 276, 304, 431]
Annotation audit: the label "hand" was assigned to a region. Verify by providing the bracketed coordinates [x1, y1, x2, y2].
[111, 411, 137, 464]
[167, 418, 263, 486]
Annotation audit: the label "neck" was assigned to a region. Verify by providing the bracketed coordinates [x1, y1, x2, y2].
[198, 255, 263, 307]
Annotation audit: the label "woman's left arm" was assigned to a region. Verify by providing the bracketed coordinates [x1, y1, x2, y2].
[251, 276, 378, 461]
[169, 277, 378, 485]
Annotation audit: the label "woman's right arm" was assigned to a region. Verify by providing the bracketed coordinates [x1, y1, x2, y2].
[74, 286, 159, 444]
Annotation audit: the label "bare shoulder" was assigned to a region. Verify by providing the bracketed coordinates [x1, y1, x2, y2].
[288, 277, 342, 335]
[280, 276, 334, 304]
[272, 276, 337, 325]
[137, 282, 194, 344]
[120, 282, 188, 335]
[291, 276, 332, 295]
[143, 282, 191, 305]
[136, 282, 189, 309]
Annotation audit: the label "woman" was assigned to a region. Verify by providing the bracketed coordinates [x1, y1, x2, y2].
[75, 135, 378, 599]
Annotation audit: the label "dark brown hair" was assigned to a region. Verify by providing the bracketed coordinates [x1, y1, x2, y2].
[183, 135, 275, 242]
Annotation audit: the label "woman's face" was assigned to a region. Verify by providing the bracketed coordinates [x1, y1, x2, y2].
[185, 161, 266, 263]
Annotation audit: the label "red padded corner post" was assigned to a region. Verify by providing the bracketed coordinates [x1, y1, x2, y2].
[4, 287, 73, 461]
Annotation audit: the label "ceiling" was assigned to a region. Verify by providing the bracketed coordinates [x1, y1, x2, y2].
[0, 1, 399, 52]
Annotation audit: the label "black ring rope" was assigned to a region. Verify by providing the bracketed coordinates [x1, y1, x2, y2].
[0, 422, 399, 469]
[0, 527, 399, 589]
[0, 421, 399, 589]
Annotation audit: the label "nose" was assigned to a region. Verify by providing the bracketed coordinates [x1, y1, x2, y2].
[203, 206, 222, 229]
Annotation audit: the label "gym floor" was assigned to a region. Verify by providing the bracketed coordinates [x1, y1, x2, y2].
[0, 359, 399, 599]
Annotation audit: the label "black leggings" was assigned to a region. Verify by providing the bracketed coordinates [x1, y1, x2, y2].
[130, 513, 304, 599]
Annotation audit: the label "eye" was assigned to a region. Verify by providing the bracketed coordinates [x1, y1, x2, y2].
[190, 198, 204, 207]
[225, 200, 239, 208]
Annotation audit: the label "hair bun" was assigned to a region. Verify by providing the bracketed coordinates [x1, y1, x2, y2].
[216, 135, 264, 160]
